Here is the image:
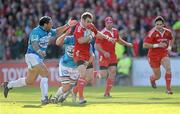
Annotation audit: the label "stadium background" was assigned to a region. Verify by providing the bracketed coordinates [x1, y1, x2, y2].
[0, 0, 180, 86]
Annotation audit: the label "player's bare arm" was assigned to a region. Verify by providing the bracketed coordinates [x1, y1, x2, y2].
[56, 19, 77, 36]
[95, 43, 110, 58]
[167, 34, 175, 51]
[87, 23, 115, 43]
[56, 28, 71, 46]
[32, 41, 46, 57]
[143, 42, 167, 49]
[77, 35, 93, 44]
[117, 36, 133, 48]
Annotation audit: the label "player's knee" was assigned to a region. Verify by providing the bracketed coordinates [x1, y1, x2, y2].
[63, 84, 72, 92]
[154, 73, 161, 79]
[166, 67, 171, 73]
[25, 79, 34, 85]
[100, 70, 108, 77]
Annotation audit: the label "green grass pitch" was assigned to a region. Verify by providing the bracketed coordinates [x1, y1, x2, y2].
[0, 86, 180, 114]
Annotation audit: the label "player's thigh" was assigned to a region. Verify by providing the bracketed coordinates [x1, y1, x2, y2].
[161, 56, 171, 73]
[62, 83, 72, 93]
[148, 56, 161, 68]
[25, 69, 38, 85]
[25, 53, 48, 77]
[86, 68, 93, 81]
[35, 63, 49, 77]
[58, 76, 71, 92]
[151, 67, 161, 78]
[99, 68, 108, 78]
[76, 60, 87, 78]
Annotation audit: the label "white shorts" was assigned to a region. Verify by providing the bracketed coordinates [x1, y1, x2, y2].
[58, 63, 79, 84]
[25, 53, 43, 69]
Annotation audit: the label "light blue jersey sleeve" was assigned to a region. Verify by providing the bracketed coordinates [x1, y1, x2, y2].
[64, 36, 74, 44]
[29, 29, 40, 43]
[50, 28, 57, 37]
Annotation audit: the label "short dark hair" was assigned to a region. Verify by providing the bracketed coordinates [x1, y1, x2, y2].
[81, 12, 93, 20]
[39, 16, 52, 26]
[154, 16, 165, 24]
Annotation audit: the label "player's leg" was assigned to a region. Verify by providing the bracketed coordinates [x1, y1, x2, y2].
[77, 64, 93, 104]
[51, 82, 72, 103]
[3, 67, 38, 98]
[105, 64, 117, 97]
[75, 60, 89, 104]
[161, 56, 173, 94]
[34, 63, 49, 104]
[148, 57, 161, 88]
[59, 77, 78, 103]
[3, 53, 40, 98]
[50, 64, 78, 103]
[150, 67, 161, 88]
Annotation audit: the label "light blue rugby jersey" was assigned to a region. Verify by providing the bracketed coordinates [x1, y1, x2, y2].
[60, 35, 77, 68]
[26, 26, 56, 58]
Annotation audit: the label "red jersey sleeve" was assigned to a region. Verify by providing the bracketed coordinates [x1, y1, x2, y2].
[168, 31, 173, 40]
[144, 30, 155, 44]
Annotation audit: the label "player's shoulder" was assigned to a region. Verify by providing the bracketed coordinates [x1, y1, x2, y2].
[101, 28, 107, 33]
[147, 27, 156, 37]
[112, 28, 118, 31]
[31, 26, 41, 34]
[163, 27, 172, 33]
[75, 22, 83, 32]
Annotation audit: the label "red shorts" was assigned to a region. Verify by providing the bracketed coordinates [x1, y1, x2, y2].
[99, 53, 117, 68]
[148, 53, 168, 68]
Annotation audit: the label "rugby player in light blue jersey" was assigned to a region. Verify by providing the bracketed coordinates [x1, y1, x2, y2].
[3, 16, 77, 104]
[49, 28, 80, 103]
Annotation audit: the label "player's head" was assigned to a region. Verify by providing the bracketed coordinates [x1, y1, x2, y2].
[39, 16, 53, 31]
[104, 16, 113, 30]
[81, 12, 93, 28]
[154, 16, 165, 30]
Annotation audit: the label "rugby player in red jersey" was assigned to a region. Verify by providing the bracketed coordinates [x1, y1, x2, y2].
[96, 16, 133, 97]
[72, 12, 115, 104]
[143, 16, 174, 94]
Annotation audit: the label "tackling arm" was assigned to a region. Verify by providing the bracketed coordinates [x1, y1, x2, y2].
[56, 19, 77, 36]
[56, 28, 71, 46]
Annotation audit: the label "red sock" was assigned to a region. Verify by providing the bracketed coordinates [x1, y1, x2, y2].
[77, 77, 87, 100]
[165, 72, 172, 91]
[105, 77, 113, 95]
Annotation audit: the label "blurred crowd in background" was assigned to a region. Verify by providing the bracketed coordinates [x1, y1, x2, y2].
[0, 0, 179, 60]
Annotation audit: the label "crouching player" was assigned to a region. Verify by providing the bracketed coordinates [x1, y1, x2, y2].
[49, 27, 80, 103]
[143, 16, 174, 94]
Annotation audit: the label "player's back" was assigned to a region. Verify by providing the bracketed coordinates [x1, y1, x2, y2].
[60, 35, 77, 68]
